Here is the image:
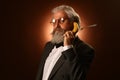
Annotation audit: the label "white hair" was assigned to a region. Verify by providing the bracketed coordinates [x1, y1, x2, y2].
[51, 5, 81, 28]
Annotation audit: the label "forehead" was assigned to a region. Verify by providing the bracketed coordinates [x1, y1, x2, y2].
[52, 10, 68, 19]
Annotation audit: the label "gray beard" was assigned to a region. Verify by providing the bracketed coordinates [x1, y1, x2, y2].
[51, 28, 65, 44]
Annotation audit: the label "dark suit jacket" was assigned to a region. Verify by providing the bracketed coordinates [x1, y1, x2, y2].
[36, 37, 94, 80]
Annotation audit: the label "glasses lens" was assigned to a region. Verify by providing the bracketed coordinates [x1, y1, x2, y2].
[52, 19, 55, 23]
[60, 18, 65, 23]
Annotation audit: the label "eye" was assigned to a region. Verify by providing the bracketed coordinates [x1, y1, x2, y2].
[60, 18, 65, 23]
[52, 19, 56, 23]
[50, 18, 56, 24]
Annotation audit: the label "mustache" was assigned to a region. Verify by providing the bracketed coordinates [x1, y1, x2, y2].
[51, 27, 65, 35]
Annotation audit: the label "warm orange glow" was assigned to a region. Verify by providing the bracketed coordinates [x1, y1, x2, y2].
[43, 14, 53, 42]
[77, 17, 89, 41]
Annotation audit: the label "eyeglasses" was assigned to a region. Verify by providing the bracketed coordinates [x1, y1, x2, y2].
[50, 17, 69, 25]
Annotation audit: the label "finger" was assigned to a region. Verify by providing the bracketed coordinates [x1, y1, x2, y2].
[69, 31, 75, 38]
[65, 31, 74, 38]
[63, 33, 67, 38]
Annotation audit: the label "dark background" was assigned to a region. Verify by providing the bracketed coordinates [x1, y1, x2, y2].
[1, 0, 120, 80]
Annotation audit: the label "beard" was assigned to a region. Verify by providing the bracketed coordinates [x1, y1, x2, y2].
[51, 27, 65, 44]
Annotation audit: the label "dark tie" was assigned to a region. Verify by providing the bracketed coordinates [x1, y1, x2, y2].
[55, 42, 63, 48]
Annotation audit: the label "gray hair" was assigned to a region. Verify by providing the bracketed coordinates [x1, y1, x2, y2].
[51, 5, 81, 28]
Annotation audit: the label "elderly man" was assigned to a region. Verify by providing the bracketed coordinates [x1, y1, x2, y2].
[36, 5, 94, 80]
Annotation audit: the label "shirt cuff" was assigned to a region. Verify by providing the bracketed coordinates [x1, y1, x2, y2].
[63, 45, 73, 51]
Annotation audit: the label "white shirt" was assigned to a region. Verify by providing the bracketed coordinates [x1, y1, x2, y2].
[42, 45, 72, 80]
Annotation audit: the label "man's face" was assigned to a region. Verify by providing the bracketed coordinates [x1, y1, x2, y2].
[50, 10, 73, 44]
[51, 10, 73, 31]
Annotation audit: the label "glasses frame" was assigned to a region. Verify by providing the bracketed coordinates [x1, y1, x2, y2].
[50, 17, 70, 26]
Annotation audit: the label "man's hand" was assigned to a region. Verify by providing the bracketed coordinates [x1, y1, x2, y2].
[63, 31, 75, 46]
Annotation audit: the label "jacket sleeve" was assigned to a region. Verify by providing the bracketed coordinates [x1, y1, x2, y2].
[62, 43, 95, 80]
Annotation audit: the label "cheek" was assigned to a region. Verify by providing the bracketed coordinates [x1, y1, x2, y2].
[62, 23, 73, 30]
